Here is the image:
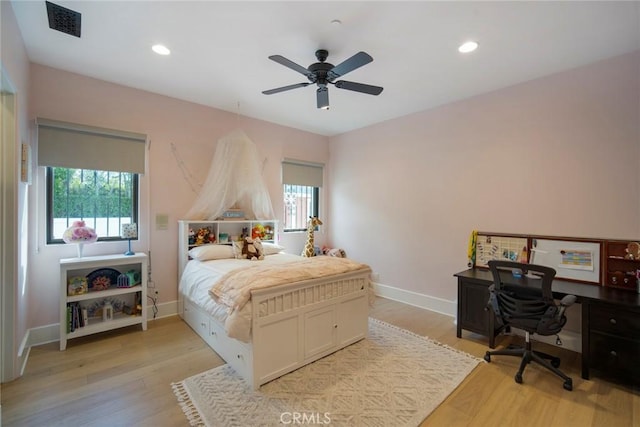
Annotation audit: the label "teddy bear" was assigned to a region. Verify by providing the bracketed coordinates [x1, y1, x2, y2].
[241, 236, 264, 261]
[624, 242, 640, 260]
[195, 228, 208, 246]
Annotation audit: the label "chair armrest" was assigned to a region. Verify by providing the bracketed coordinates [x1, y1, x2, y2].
[560, 294, 577, 307]
[557, 294, 577, 320]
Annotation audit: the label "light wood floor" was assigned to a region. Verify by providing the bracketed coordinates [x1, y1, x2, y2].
[2, 297, 638, 426]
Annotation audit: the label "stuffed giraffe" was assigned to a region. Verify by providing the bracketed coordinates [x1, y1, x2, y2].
[301, 216, 323, 257]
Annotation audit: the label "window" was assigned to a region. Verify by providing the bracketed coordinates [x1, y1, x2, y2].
[283, 184, 319, 231]
[36, 118, 147, 243]
[282, 160, 323, 232]
[47, 167, 138, 243]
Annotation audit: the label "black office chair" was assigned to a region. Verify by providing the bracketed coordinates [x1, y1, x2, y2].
[484, 260, 576, 391]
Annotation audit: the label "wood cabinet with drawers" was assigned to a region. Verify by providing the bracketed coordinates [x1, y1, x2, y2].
[455, 268, 640, 385]
[583, 301, 640, 384]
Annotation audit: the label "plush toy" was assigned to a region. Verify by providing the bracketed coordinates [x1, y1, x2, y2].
[625, 242, 640, 260]
[195, 228, 208, 246]
[263, 225, 273, 240]
[252, 224, 265, 239]
[327, 248, 347, 258]
[242, 236, 264, 261]
[321, 245, 346, 258]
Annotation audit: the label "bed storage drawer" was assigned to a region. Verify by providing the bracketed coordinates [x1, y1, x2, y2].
[304, 306, 337, 359]
[254, 312, 300, 383]
[208, 316, 254, 383]
[183, 300, 209, 339]
[337, 292, 368, 346]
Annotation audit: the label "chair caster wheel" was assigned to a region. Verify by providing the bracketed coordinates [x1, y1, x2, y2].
[563, 379, 573, 391]
[484, 352, 491, 363]
[551, 358, 561, 368]
[515, 373, 523, 384]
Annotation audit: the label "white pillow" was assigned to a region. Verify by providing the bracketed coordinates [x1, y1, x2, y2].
[189, 244, 234, 261]
[262, 242, 285, 255]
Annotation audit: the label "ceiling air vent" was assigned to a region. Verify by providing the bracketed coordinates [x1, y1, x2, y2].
[46, 1, 81, 38]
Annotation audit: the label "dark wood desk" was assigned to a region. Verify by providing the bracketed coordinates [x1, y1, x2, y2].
[455, 268, 640, 384]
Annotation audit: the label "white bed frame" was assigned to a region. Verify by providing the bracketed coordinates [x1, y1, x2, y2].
[177, 220, 371, 389]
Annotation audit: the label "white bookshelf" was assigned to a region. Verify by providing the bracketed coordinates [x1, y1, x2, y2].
[59, 253, 147, 350]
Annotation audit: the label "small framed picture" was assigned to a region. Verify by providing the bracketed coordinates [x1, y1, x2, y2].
[20, 142, 31, 184]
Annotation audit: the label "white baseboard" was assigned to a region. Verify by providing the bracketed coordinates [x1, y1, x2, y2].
[150, 300, 178, 320]
[26, 302, 180, 349]
[24, 293, 581, 358]
[26, 323, 59, 347]
[372, 282, 457, 318]
[372, 282, 582, 354]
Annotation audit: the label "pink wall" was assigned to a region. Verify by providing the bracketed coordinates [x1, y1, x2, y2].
[27, 64, 328, 327]
[8, 3, 640, 336]
[329, 50, 640, 304]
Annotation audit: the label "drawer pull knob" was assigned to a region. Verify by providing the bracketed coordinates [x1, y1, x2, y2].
[609, 318, 617, 325]
[610, 350, 618, 357]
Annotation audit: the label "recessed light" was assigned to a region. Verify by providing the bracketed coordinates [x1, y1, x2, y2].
[152, 44, 171, 55]
[458, 41, 478, 53]
[330, 19, 342, 25]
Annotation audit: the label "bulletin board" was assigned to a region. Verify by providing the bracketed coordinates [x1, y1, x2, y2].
[475, 234, 529, 268]
[529, 238, 602, 283]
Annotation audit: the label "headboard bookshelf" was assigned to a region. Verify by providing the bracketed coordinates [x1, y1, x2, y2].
[177, 219, 278, 278]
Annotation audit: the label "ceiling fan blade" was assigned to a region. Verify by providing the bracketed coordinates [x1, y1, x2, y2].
[268, 55, 312, 77]
[262, 82, 310, 95]
[328, 51, 373, 79]
[316, 87, 329, 109]
[334, 80, 383, 95]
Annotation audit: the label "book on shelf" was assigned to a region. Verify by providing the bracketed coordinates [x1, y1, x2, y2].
[67, 302, 86, 332]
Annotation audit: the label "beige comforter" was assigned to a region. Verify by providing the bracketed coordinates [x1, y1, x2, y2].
[209, 256, 370, 313]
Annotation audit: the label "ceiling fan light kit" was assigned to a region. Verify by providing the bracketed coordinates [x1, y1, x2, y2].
[458, 41, 479, 53]
[263, 49, 383, 110]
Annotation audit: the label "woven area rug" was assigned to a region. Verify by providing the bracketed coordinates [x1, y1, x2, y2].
[172, 318, 481, 427]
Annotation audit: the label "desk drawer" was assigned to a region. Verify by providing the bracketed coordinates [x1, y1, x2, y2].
[589, 331, 640, 383]
[589, 304, 640, 335]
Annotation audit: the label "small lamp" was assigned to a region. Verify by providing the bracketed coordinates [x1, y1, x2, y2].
[121, 223, 137, 256]
[63, 220, 97, 258]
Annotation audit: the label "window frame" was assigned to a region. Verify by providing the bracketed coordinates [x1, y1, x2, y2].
[45, 167, 139, 244]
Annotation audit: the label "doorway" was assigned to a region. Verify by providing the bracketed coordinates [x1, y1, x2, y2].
[1, 65, 18, 423]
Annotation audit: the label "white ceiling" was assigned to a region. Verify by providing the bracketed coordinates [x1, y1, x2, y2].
[10, 1, 640, 137]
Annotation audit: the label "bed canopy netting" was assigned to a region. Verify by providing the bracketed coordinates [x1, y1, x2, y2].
[184, 129, 275, 221]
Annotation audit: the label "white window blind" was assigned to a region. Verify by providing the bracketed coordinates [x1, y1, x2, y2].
[36, 118, 147, 174]
[282, 159, 323, 187]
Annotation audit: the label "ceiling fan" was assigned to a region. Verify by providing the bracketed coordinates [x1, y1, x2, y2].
[262, 49, 383, 110]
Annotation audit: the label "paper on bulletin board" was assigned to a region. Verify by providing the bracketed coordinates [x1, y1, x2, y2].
[531, 239, 600, 283]
[559, 250, 594, 271]
[475, 234, 528, 268]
